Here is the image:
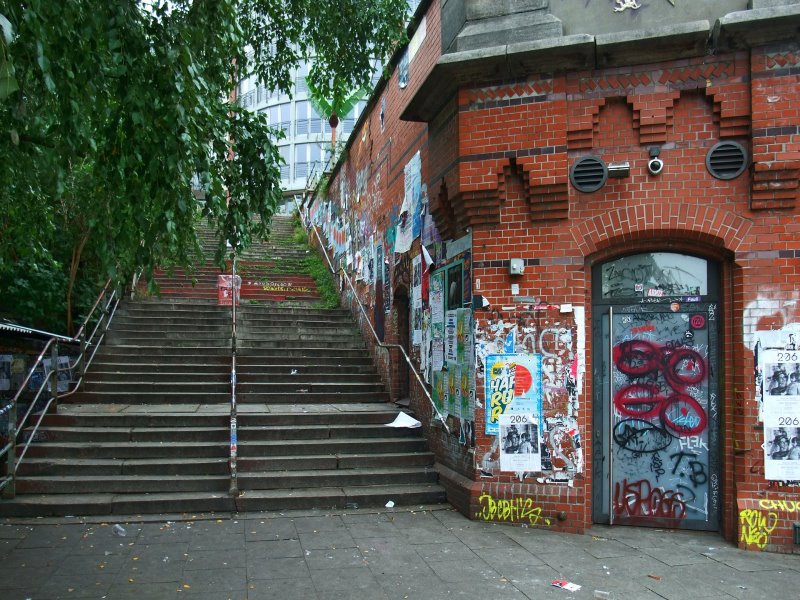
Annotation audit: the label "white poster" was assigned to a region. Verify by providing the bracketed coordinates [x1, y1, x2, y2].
[412, 254, 423, 346]
[430, 271, 445, 339]
[432, 338, 444, 373]
[760, 348, 800, 480]
[42, 356, 73, 393]
[499, 413, 541, 473]
[445, 310, 457, 364]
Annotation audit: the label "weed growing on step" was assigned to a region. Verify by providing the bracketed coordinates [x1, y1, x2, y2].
[301, 254, 339, 309]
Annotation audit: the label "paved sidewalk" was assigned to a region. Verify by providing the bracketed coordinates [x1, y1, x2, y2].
[1, 505, 798, 599]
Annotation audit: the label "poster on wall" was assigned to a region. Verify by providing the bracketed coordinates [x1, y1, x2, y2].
[430, 271, 445, 338]
[460, 366, 473, 420]
[412, 255, 423, 346]
[456, 308, 471, 365]
[432, 370, 445, 417]
[499, 413, 541, 472]
[445, 310, 457, 364]
[484, 353, 543, 436]
[760, 348, 800, 480]
[432, 338, 444, 373]
[448, 367, 458, 418]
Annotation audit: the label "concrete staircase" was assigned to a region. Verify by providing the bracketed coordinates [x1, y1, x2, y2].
[0, 215, 445, 516]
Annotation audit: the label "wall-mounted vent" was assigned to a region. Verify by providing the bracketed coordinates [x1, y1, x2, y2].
[706, 141, 748, 180]
[570, 156, 608, 193]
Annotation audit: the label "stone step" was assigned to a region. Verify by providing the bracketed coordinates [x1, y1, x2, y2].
[233, 484, 447, 512]
[22, 441, 226, 459]
[0, 491, 234, 517]
[237, 452, 435, 471]
[236, 339, 366, 350]
[93, 347, 231, 358]
[16, 456, 230, 476]
[65, 390, 389, 404]
[88, 370, 230, 381]
[237, 466, 438, 490]
[0, 483, 448, 517]
[42, 407, 401, 428]
[16, 475, 230, 494]
[81, 380, 384, 394]
[237, 437, 427, 457]
[236, 373, 381, 384]
[22, 426, 229, 443]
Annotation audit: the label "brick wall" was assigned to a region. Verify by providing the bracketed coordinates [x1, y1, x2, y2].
[310, 5, 800, 551]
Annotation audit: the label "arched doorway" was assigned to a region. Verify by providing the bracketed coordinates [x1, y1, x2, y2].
[591, 251, 721, 531]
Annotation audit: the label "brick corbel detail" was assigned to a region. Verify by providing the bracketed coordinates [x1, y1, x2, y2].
[751, 161, 799, 211]
[627, 92, 680, 145]
[517, 155, 570, 222]
[429, 172, 459, 241]
[567, 99, 605, 150]
[705, 83, 751, 138]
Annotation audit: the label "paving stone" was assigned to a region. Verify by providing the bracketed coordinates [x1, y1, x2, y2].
[292, 514, 347, 533]
[243, 517, 298, 541]
[310, 565, 383, 591]
[184, 547, 246, 570]
[247, 577, 319, 600]
[246, 538, 303, 558]
[180, 566, 247, 592]
[471, 544, 547, 572]
[304, 547, 368, 570]
[246, 555, 309, 580]
[299, 529, 358, 550]
[412, 540, 478, 562]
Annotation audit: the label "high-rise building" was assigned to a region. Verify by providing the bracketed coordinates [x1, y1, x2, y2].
[236, 57, 381, 213]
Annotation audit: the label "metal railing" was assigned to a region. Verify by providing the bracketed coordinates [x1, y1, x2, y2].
[295, 202, 450, 434]
[228, 257, 239, 496]
[1, 280, 120, 498]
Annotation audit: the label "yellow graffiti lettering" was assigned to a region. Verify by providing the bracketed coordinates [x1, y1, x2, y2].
[475, 493, 552, 526]
[758, 499, 800, 513]
[739, 509, 778, 550]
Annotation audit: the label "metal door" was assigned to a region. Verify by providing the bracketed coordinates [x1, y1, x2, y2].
[592, 253, 720, 531]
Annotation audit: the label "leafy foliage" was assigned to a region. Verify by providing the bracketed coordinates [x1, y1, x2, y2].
[0, 0, 407, 332]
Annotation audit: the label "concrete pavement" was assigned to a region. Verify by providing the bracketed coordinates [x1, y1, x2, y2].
[1, 505, 798, 599]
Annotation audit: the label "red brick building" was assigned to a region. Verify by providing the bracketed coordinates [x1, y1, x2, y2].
[305, 0, 800, 552]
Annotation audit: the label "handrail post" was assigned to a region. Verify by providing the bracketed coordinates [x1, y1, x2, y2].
[50, 343, 59, 411]
[2, 402, 16, 499]
[79, 329, 87, 382]
[229, 257, 239, 498]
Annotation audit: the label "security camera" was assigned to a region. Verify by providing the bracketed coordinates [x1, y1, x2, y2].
[647, 146, 663, 176]
[648, 157, 664, 176]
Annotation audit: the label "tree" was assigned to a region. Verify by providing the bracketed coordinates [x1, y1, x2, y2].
[0, 0, 407, 332]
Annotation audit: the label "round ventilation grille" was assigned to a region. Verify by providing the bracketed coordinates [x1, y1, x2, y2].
[570, 156, 608, 193]
[706, 141, 748, 180]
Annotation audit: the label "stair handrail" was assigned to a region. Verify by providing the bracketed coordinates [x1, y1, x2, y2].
[1, 279, 121, 498]
[294, 202, 450, 434]
[228, 256, 239, 496]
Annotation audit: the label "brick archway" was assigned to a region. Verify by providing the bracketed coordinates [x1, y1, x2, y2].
[569, 204, 753, 259]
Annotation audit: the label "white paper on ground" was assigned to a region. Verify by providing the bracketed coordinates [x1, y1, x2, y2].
[385, 412, 422, 428]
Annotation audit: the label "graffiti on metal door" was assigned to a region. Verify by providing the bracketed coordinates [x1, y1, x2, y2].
[610, 305, 717, 527]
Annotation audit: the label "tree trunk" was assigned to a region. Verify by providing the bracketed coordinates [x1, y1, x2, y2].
[66, 232, 89, 336]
